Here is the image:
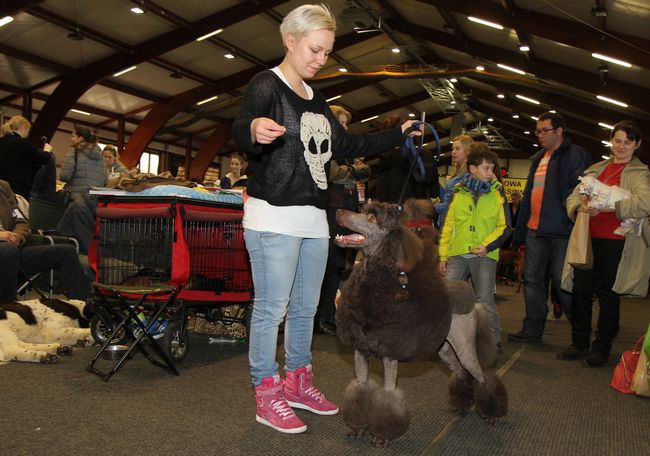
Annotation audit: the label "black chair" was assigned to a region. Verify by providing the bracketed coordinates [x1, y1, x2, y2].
[87, 283, 181, 381]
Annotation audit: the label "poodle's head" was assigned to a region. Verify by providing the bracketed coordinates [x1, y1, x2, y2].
[335, 201, 423, 272]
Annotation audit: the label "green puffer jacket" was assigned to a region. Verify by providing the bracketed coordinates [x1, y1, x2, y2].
[439, 179, 508, 262]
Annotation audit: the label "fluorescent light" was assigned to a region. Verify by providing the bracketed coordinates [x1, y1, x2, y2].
[497, 63, 526, 75]
[598, 122, 615, 130]
[468, 16, 504, 30]
[530, 115, 538, 120]
[519, 44, 530, 52]
[512, 114, 519, 119]
[71, 109, 91, 116]
[482, 130, 488, 134]
[130, 7, 144, 14]
[338, 67, 348, 73]
[601, 140, 612, 146]
[487, 118, 494, 122]
[450, 100, 456, 105]
[113, 66, 136, 77]
[196, 28, 223, 41]
[450, 78, 458, 83]
[391, 47, 400, 53]
[408, 113, 415, 118]
[533, 143, 539, 147]
[516, 94, 540, 105]
[524, 131, 530, 135]
[197, 95, 219, 106]
[0, 16, 14, 27]
[325, 95, 341, 102]
[361, 115, 379, 123]
[475, 65, 485, 71]
[549, 110, 556, 113]
[592, 53, 631, 68]
[601, 155, 610, 159]
[224, 53, 235, 59]
[597, 95, 628, 108]
[497, 93, 505, 99]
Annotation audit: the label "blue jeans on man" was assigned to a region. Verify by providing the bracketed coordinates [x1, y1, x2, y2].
[244, 229, 328, 386]
[518, 229, 572, 339]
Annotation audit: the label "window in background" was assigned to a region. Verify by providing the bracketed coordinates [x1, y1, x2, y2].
[139, 152, 159, 174]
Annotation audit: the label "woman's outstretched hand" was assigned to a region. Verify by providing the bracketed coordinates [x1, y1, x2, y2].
[400, 120, 423, 136]
[251, 117, 287, 145]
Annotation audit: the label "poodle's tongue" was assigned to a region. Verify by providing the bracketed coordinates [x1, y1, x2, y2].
[335, 233, 366, 245]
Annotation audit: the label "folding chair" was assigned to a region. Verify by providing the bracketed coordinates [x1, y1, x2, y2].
[87, 283, 181, 381]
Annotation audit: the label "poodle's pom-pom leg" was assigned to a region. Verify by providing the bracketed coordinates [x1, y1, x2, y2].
[475, 304, 498, 369]
[448, 372, 475, 415]
[367, 388, 410, 446]
[474, 372, 508, 424]
[342, 378, 379, 438]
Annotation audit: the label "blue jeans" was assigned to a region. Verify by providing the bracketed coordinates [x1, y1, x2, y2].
[446, 255, 501, 343]
[244, 229, 328, 385]
[521, 230, 572, 337]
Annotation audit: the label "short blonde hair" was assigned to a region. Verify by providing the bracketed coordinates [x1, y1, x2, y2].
[1, 115, 31, 138]
[330, 105, 351, 124]
[280, 4, 336, 49]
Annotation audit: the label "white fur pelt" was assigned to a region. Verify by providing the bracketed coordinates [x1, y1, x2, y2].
[0, 298, 94, 364]
[578, 175, 642, 235]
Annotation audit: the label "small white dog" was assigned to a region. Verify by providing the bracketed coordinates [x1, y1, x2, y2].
[578, 175, 642, 236]
[0, 298, 95, 363]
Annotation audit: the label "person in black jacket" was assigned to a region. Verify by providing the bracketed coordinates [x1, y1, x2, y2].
[0, 116, 53, 199]
[508, 112, 592, 344]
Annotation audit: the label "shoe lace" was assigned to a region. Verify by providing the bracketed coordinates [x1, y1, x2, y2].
[270, 399, 295, 419]
[303, 385, 325, 402]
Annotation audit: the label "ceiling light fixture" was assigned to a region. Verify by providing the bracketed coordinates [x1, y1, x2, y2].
[597, 95, 628, 108]
[0, 16, 14, 27]
[601, 155, 610, 159]
[598, 122, 615, 130]
[533, 143, 539, 147]
[408, 113, 415, 118]
[450, 78, 458, 83]
[325, 95, 341, 102]
[512, 114, 520, 119]
[197, 95, 219, 106]
[467, 16, 504, 30]
[196, 28, 223, 42]
[487, 118, 494, 122]
[516, 94, 540, 105]
[475, 65, 485, 71]
[524, 130, 530, 134]
[497, 93, 505, 99]
[497, 63, 526, 75]
[530, 115, 538, 120]
[113, 66, 137, 77]
[71, 109, 91, 116]
[361, 115, 379, 123]
[549, 110, 556, 113]
[224, 53, 235, 59]
[338, 67, 348, 73]
[591, 52, 631, 68]
[391, 47, 400, 53]
[130, 7, 145, 14]
[601, 140, 612, 146]
[518, 43, 530, 52]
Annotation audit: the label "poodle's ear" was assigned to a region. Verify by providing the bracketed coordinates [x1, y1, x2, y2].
[396, 226, 424, 272]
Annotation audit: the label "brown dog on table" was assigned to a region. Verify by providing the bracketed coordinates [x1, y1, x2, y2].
[335, 199, 508, 447]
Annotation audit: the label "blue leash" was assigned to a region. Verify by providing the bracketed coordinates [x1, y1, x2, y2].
[397, 121, 442, 207]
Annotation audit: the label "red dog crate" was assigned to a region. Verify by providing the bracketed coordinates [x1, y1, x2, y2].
[88, 196, 253, 362]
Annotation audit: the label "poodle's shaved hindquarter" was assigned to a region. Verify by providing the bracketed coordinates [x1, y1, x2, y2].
[335, 200, 508, 447]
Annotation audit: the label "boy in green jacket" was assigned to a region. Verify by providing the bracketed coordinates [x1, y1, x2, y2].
[438, 143, 511, 348]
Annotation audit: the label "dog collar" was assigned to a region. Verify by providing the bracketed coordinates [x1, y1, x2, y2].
[405, 219, 432, 229]
[399, 271, 408, 289]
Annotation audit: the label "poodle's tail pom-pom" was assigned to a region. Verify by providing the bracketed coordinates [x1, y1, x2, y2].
[474, 372, 508, 422]
[448, 372, 474, 414]
[474, 304, 498, 368]
[342, 378, 378, 436]
[367, 387, 410, 443]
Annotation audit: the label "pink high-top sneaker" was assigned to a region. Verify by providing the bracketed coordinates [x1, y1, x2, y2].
[255, 374, 307, 434]
[284, 365, 339, 415]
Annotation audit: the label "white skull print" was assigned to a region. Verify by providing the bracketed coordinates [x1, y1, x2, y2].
[300, 111, 332, 189]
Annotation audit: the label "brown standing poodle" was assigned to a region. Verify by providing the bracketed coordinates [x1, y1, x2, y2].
[335, 199, 508, 447]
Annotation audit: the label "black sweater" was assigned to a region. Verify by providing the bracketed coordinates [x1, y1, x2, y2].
[0, 133, 50, 199]
[231, 70, 403, 209]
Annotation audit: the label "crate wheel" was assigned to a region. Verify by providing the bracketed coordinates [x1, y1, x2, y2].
[90, 313, 128, 345]
[162, 320, 189, 362]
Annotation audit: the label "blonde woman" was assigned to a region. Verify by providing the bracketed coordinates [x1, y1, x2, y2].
[231, 3, 420, 434]
[435, 133, 473, 228]
[0, 116, 53, 199]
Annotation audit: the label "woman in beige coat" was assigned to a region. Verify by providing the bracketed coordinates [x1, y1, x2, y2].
[559, 120, 650, 367]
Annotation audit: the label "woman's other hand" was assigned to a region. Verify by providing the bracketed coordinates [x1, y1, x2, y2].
[43, 143, 53, 153]
[400, 120, 423, 136]
[251, 117, 286, 145]
[438, 261, 447, 276]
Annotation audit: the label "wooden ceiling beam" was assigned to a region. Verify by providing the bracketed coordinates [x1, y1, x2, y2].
[188, 124, 232, 181]
[0, 0, 45, 16]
